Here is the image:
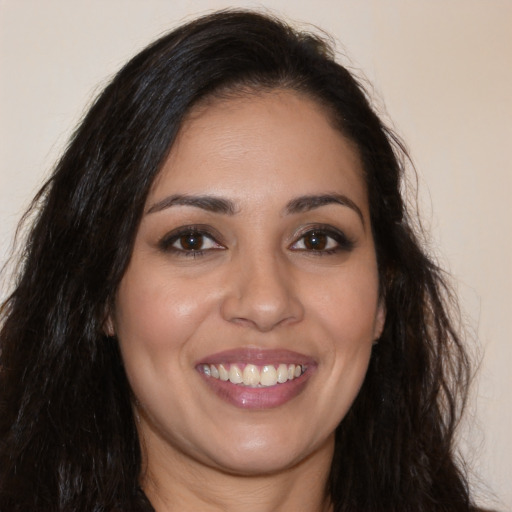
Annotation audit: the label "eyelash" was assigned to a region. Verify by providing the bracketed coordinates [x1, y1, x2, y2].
[158, 226, 225, 258]
[157, 224, 355, 258]
[289, 225, 355, 255]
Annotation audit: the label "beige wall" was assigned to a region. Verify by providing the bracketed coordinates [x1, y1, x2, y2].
[1, 1, 510, 509]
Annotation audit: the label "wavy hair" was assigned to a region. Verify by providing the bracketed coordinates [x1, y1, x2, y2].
[0, 10, 478, 511]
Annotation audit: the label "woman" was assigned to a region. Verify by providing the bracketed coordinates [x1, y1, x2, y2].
[0, 10, 483, 511]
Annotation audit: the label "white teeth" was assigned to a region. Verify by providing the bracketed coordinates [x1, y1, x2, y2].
[218, 364, 229, 381]
[229, 364, 243, 384]
[242, 364, 260, 386]
[202, 362, 306, 387]
[277, 363, 288, 383]
[260, 365, 278, 386]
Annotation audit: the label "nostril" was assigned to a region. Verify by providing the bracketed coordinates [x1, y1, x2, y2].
[220, 288, 304, 332]
[219, 256, 305, 331]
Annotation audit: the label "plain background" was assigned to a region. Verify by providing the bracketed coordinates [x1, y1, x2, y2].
[1, 1, 510, 509]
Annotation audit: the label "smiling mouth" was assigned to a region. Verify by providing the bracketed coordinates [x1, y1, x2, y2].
[199, 363, 306, 387]
[196, 348, 315, 409]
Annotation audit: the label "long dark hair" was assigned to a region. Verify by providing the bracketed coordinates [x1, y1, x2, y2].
[1, 10, 478, 511]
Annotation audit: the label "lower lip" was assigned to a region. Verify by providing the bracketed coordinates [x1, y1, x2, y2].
[198, 369, 314, 409]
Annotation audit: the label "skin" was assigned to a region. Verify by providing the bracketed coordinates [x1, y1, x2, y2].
[111, 90, 385, 512]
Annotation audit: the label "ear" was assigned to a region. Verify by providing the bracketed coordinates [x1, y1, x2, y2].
[103, 313, 116, 338]
[373, 299, 386, 342]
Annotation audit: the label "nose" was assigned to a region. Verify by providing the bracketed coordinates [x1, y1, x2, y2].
[220, 251, 304, 332]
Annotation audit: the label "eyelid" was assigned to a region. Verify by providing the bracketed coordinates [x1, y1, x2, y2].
[157, 224, 226, 253]
[289, 224, 355, 252]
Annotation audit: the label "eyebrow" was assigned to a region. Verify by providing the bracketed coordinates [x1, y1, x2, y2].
[146, 192, 364, 226]
[146, 194, 237, 215]
[285, 194, 365, 226]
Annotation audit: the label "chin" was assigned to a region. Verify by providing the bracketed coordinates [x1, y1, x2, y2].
[202, 425, 334, 477]
[211, 449, 303, 476]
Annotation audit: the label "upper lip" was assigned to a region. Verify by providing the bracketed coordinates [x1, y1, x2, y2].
[196, 347, 316, 367]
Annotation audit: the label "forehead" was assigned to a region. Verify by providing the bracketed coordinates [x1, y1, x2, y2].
[149, 90, 367, 211]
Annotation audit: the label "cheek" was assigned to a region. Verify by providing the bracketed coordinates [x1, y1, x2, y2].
[313, 264, 381, 342]
[112, 265, 219, 418]
[306, 262, 380, 409]
[114, 266, 213, 356]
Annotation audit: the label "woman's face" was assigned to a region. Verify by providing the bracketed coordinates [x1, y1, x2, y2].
[113, 90, 385, 477]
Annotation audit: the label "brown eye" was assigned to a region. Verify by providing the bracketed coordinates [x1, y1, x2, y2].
[159, 227, 224, 255]
[178, 232, 205, 251]
[303, 231, 328, 251]
[290, 226, 355, 254]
